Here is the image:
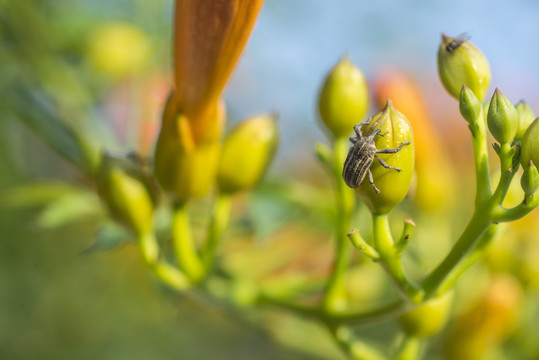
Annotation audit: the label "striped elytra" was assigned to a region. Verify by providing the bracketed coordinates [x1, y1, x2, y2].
[342, 138, 377, 188]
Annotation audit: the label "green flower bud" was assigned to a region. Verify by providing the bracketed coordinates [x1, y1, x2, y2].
[217, 114, 278, 194]
[154, 101, 224, 203]
[438, 33, 491, 101]
[487, 89, 519, 143]
[357, 101, 415, 214]
[515, 100, 535, 141]
[318, 56, 370, 139]
[459, 85, 483, 123]
[97, 153, 156, 235]
[521, 160, 539, 196]
[521, 118, 539, 168]
[399, 292, 453, 338]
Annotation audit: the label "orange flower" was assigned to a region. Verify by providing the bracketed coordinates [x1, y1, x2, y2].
[171, 0, 265, 143]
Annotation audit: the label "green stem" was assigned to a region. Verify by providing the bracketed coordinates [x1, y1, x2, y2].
[469, 113, 492, 206]
[328, 299, 408, 325]
[421, 211, 491, 298]
[394, 336, 422, 360]
[322, 136, 355, 312]
[372, 214, 422, 303]
[137, 232, 190, 291]
[172, 202, 204, 283]
[201, 193, 232, 279]
[328, 325, 385, 360]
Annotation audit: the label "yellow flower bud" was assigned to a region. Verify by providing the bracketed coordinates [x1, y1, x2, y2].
[520, 117, 539, 168]
[356, 101, 415, 214]
[515, 100, 535, 141]
[318, 56, 370, 139]
[97, 153, 156, 235]
[153, 100, 224, 203]
[438, 33, 491, 101]
[487, 89, 518, 143]
[217, 114, 278, 194]
[399, 292, 453, 338]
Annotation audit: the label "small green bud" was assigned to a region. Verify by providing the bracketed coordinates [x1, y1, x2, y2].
[399, 292, 453, 338]
[521, 118, 539, 168]
[217, 115, 278, 194]
[515, 100, 535, 141]
[487, 89, 519, 143]
[357, 101, 415, 215]
[438, 33, 491, 101]
[459, 85, 482, 123]
[521, 161, 539, 196]
[318, 56, 370, 139]
[97, 153, 156, 235]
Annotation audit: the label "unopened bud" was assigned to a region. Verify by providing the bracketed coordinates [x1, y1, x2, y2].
[356, 100, 415, 214]
[399, 292, 453, 338]
[318, 56, 370, 139]
[521, 161, 539, 196]
[521, 118, 539, 169]
[487, 89, 518, 143]
[438, 33, 491, 101]
[459, 85, 483, 123]
[97, 153, 156, 234]
[515, 100, 535, 141]
[217, 115, 278, 194]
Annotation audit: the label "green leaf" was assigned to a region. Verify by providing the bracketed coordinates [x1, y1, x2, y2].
[1, 182, 83, 208]
[36, 190, 102, 229]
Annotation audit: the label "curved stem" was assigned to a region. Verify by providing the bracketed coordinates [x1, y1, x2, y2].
[201, 193, 231, 279]
[322, 136, 355, 312]
[372, 214, 423, 303]
[328, 325, 385, 360]
[172, 202, 204, 283]
[394, 336, 422, 360]
[137, 232, 190, 291]
[421, 211, 491, 298]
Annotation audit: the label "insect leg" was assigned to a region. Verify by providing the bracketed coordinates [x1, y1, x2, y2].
[367, 169, 380, 194]
[376, 131, 389, 137]
[349, 136, 358, 144]
[375, 141, 410, 154]
[375, 155, 402, 172]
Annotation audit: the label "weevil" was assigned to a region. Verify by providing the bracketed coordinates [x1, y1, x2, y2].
[342, 119, 410, 194]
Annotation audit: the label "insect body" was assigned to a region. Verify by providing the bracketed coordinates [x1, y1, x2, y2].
[342, 120, 410, 194]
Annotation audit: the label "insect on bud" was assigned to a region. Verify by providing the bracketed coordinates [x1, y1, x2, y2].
[217, 114, 279, 194]
[459, 85, 483, 124]
[487, 89, 519, 144]
[353, 100, 415, 215]
[97, 153, 156, 235]
[438, 33, 491, 102]
[318, 55, 370, 139]
[515, 100, 535, 141]
[521, 160, 539, 197]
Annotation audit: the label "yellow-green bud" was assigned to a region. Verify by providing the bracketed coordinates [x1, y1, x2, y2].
[438, 34, 491, 101]
[515, 100, 535, 141]
[487, 89, 518, 143]
[357, 101, 415, 214]
[97, 153, 156, 235]
[154, 101, 224, 203]
[399, 292, 453, 338]
[318, 56, 369, 139]
[521, 160, 539, 197]
[217, 114, 278, 194]
[521, 117, 539, 168]
[459, 85, 483, 123]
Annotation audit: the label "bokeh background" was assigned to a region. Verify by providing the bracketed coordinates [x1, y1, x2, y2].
[2, 0, 539, 359]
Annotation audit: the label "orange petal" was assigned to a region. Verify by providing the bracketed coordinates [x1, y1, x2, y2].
[173, 0, 264, 141]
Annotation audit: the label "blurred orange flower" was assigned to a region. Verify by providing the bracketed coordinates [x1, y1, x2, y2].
[171, 0, 265, 143]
